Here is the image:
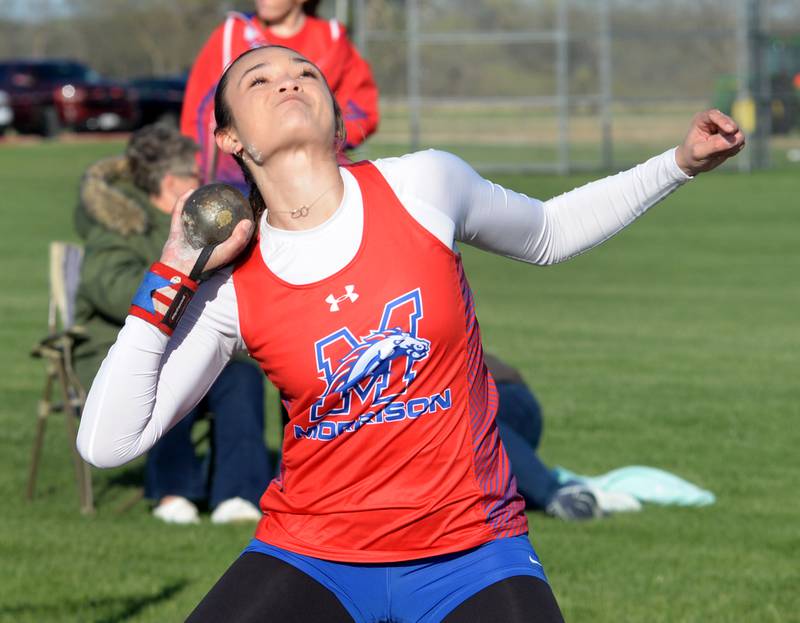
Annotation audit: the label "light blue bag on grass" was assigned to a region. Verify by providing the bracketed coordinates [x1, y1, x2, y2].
[554, 465, 715, 507]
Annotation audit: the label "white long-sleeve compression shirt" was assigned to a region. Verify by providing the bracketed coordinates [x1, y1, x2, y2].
[77, 148, 690, 468]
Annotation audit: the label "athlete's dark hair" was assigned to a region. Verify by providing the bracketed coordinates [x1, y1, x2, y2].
[303, 0, 322, 16]
[213, 45, 346, 221]
[126, 123, 198, 196]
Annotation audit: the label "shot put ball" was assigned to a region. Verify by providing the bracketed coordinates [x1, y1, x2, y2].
[181, 183, 253, 249]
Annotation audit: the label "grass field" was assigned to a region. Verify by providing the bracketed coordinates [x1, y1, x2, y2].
[0, 139, 798, 622]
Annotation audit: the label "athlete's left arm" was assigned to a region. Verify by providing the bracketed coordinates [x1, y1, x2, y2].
[454, 148, 689, 264]
[444, 109, 744, 264]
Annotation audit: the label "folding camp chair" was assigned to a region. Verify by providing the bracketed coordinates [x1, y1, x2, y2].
[27, 241, 94, 514]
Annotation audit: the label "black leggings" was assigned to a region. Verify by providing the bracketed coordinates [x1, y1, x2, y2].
[186, 552, 564, 623]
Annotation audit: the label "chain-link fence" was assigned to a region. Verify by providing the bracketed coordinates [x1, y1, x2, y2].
[352, 0, 800, 173]
[2, 0, 798, 172]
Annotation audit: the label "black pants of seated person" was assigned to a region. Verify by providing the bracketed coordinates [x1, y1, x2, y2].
[186, 552, 565, 622]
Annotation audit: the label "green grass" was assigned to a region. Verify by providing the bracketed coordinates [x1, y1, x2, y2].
[1, 140, 798, 622]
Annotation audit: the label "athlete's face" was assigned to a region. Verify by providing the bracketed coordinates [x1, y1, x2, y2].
[216, 47, 337, 163]
[254, 0, 306, 24]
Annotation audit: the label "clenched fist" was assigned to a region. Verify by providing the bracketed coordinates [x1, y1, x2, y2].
[675, 109, 746, 176]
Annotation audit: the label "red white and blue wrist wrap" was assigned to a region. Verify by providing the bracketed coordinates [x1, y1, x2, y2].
[129, 262, 199, 336]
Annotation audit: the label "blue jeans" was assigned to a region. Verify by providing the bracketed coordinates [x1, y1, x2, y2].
[145, 360, 271, 509]
[495, 382, 560, 510]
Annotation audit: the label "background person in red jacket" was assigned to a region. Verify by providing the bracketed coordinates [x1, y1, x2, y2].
[180, 0, 380, 190]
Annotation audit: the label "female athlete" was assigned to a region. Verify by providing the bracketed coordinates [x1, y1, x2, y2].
[77, 45, 744, 622]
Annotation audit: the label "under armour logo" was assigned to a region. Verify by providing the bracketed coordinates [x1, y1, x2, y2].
[325, 285, 359, 312]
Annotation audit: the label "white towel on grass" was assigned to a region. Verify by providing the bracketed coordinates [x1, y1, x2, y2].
[554, 465, 716, 510]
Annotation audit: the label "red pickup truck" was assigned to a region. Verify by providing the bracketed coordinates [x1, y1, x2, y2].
[0, 59, 137, 136]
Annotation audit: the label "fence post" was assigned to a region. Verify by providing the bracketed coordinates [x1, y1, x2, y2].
[753, 0, 770, 169]
[736, 0, 770, 171]
[406, 0, 422, 151]
[736, 0, 754, 172]
[353, 0, 366, 51]
[350, 0, 369, 159]
[335, 0, 349, 26]
[598, 0, 613, 170]
[556, 0, 570, 174]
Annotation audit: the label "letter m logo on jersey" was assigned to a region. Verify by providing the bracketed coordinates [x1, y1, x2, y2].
[310, 289, 430, 422]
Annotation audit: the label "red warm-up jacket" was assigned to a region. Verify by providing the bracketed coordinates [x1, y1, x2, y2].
[180, 12, 380, 187]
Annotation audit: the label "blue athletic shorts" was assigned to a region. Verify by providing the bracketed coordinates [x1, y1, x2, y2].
[243, 535, 547, 622]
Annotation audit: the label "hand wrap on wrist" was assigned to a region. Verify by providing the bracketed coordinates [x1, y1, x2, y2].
[129, 245, 218, 335]
[129, 262, 199, 335]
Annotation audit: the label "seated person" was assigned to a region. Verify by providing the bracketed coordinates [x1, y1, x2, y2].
[485, 354, 602, 520]
[74, 123, 271, 524]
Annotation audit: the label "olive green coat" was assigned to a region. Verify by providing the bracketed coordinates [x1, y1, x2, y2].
[73, 156, 172, 388]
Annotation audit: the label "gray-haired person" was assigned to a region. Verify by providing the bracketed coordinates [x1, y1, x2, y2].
[74, 123, 271, 523]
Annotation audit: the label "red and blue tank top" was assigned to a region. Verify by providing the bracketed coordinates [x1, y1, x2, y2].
[232, 161, 527, 562]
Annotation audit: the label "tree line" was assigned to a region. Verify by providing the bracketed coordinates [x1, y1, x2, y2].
[0, 0, 250, 78]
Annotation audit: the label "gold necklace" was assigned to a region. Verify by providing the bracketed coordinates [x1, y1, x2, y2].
[267, 181, 340, 221]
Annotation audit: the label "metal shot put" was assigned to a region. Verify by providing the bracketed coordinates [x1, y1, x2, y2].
[182, 183, 253, 249]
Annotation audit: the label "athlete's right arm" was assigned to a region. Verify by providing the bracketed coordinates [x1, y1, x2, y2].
[77, 191, 255, 469]
[76, 270, 244, 468]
